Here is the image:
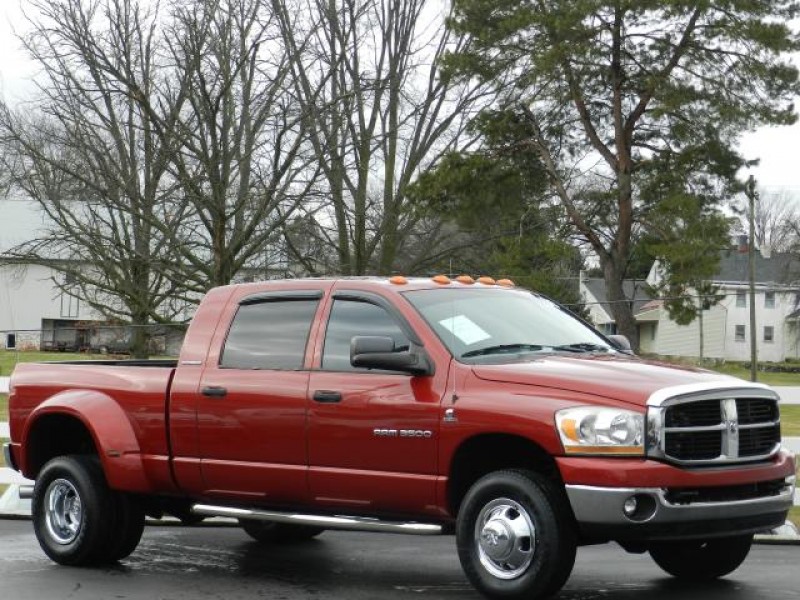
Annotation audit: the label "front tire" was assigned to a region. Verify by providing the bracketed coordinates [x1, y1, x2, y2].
[456, 469, 577, 599]
[32, 455, 116, 566]
[239, 519, 324, 543]
[649, 535, 753, 581]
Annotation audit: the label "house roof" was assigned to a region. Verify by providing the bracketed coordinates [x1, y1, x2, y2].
[582, 277, 652, 318]
[714, 249, 800, 286]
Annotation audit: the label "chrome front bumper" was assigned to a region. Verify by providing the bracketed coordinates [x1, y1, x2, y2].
[565, 476, 795, 540]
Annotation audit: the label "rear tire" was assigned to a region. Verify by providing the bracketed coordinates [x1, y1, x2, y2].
[456, 469, 577, 600]
[649, 535, 753, 580]
[32, 455, 116, 566]
[239, 519, 324, 543]
[106, 493, 145, 561]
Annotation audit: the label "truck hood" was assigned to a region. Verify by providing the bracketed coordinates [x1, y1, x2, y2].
[471, 355, 745, 408]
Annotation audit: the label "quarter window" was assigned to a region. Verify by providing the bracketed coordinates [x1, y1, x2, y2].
[221, 299, 319, 370]
[322, 299, 410, 371]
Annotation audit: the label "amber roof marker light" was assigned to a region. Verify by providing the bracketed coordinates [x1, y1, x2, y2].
[496, 278, 515, 287]
[455, 275, 475, 285]
[432, 275, 451, 285]
[389, 275, 408, 285]
[477, 276, 496, 285]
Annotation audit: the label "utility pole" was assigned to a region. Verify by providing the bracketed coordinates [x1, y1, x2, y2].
[745, 176, 758, 382]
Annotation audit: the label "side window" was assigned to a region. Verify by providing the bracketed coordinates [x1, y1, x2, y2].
[322, 299, 410, 371]
[221, 299, 319, 370]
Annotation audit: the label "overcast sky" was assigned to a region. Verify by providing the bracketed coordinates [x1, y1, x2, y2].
[1, 2, 799, 195]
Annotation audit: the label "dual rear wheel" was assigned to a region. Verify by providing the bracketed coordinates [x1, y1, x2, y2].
[32, 455, 145, 566]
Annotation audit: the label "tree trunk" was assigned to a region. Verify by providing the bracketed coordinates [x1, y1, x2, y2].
[698, 299, 704, 361]
[130, 311, 150, 360]
[602, 256, 640, 352]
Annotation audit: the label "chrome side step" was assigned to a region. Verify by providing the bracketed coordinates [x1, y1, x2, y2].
[18, 486, 34, 500]
[191, 504, 443, 536]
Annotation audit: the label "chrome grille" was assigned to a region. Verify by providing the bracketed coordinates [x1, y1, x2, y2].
[647, 386, 781, 466]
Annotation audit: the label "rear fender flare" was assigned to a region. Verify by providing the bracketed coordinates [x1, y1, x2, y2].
[23, 389, 150, 492]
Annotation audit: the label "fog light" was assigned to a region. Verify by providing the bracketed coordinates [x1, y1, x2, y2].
[623, 496, 638, 517]
[621, 494, 658, 522]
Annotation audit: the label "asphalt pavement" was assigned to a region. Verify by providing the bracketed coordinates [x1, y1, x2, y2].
[0, 521, 797, 600]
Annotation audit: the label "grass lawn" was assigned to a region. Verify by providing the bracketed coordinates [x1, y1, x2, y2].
[0, 350, 110, 377]
[783, 406, 800, 437]
[709, 363, 800, 386]
[0, 394, 6, 422]
[790, 506, 800, 529]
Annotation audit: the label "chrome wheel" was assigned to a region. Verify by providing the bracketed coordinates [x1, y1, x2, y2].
[474, 497, 536, 580]
[44, 478, 83, 545]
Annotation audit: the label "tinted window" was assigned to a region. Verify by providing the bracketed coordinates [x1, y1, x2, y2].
[221, 299, 319, 369]
[322, 300, 410, 371]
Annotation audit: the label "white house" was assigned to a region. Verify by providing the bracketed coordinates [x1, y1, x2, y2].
[579, 273, 652, 336]
[642, 249, 800, 361]
[0, 199, 105, 351]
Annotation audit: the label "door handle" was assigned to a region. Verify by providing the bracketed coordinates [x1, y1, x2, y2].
[202, 386, 228, 398]
[313, 390, 342, 403]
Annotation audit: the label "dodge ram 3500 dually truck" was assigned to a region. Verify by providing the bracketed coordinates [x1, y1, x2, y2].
[4, 277, 796, 599]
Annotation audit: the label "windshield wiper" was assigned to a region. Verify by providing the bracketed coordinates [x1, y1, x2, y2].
[549, 343, 610, 353]
[461, 344, 544, 358]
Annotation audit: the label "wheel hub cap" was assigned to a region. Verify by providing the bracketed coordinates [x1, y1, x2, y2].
[480, 520, 513, 561]
[475, 498, 536, 580]
[44, 479, 83, 545]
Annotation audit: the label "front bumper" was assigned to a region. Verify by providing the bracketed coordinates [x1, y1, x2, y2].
[559, 450, 796, 542]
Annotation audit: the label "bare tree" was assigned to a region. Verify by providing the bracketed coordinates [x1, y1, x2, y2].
[746, 188, 800, 253]
[0, 0, 188, 357]
[139, 0, 318, 289]
[273, 0, 492, 275]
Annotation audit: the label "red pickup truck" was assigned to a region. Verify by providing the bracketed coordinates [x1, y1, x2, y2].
[4, 277, 795, 599]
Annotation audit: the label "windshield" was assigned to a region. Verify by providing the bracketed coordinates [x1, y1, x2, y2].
[403, 288, 615, 362]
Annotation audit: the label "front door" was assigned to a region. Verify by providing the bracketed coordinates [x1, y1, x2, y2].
[307, 293, 444, 515]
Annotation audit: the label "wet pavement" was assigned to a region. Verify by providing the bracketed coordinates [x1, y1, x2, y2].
[0, 520, 798, 599]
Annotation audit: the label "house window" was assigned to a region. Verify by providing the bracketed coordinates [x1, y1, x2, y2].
[764, 292, 775, 309]
[735, 290, 746, 308]
[735, 325, 746, 342]
[764, 326, 774, 343]
[60, 293, 80, 319]
[5, 333, 16, 350]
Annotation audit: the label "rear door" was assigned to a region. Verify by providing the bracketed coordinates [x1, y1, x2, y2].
[196, 290, 322, 502]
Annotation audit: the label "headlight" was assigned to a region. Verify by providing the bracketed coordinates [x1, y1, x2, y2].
[555, 407, 644, 456]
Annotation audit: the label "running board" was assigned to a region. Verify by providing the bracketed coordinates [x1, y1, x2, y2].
[191, 504, 443, 535]
[18, 486, 33, 500]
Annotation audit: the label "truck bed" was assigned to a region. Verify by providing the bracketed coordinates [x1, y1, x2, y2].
[8, 361, 177, 475]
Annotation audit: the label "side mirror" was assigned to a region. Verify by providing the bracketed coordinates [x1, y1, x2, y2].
[607, 334, 633, 353]
[350, 336, 433, 376]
